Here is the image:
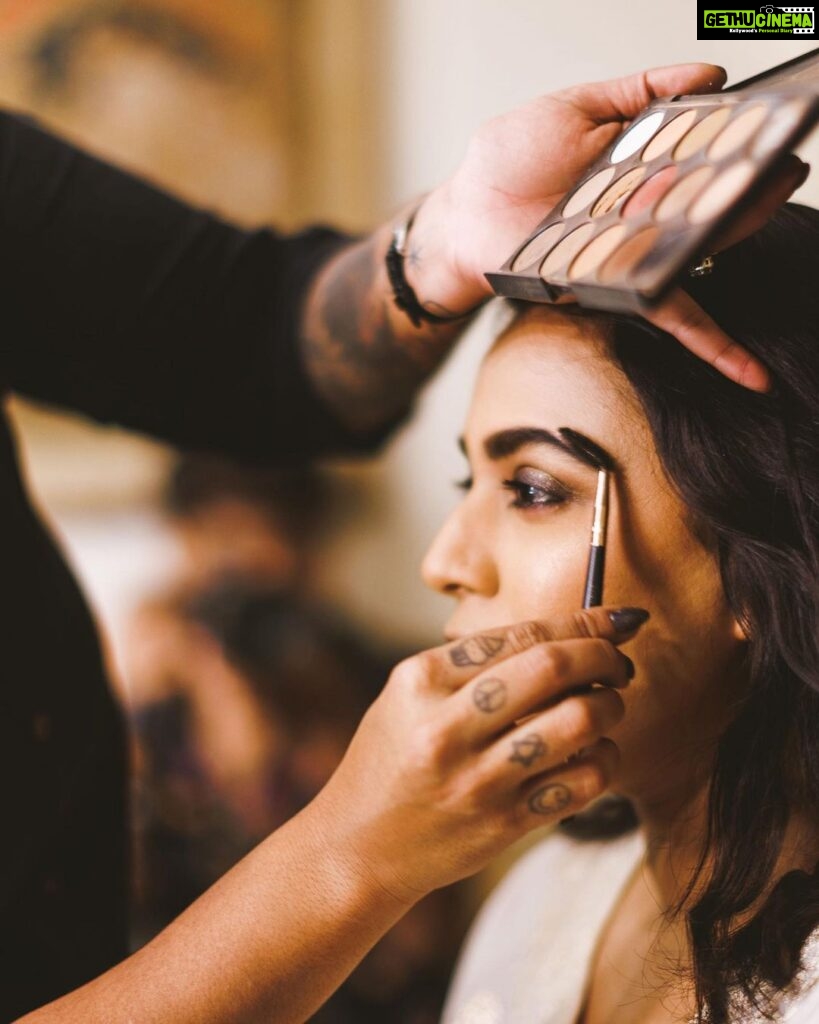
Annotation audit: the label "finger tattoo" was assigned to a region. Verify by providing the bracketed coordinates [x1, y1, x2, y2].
[509, 733, 547, 769]
[472, 677, 508, 713]
[528, 783, 572, 816]
[450, 635, 505, 667]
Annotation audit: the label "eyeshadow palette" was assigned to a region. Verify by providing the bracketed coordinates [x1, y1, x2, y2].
[486, 48, 819, 314]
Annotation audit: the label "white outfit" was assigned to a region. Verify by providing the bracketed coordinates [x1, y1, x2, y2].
[442, 829, 819, 1024]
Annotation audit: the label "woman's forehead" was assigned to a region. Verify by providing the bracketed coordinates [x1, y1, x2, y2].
[469, 309, 632, 442]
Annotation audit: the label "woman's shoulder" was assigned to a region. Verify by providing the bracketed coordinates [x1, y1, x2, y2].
[442, 826, 645, 1024]
[760, 929, 819, 1022]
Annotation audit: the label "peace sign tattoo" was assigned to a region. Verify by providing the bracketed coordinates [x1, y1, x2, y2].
[472, 677, 508, 713]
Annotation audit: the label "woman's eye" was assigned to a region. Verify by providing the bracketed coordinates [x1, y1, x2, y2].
[502, 472, 569, 510]
[454, 476, 473, 492]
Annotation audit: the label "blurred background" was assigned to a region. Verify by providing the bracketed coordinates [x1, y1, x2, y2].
[1, 1, 817, 1019]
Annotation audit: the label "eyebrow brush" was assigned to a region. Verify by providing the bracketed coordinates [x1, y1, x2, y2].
[582, 468, 609, 608]
[555, 426, 613, 609]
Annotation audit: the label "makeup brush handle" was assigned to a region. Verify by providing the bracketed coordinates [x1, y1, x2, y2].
[582, 545, 606, 609]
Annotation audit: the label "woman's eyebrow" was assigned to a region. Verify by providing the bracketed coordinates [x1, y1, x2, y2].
[480, 427, 615, 472]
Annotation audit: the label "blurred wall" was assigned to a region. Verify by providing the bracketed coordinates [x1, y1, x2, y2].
[4, 0, 818, 669]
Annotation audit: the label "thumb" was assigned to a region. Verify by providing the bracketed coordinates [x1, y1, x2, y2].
[566, 63, 727, 124]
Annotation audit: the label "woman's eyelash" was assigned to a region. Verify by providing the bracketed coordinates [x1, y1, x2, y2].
[453, 474, 570, 509]
[502, 477, 569, 509]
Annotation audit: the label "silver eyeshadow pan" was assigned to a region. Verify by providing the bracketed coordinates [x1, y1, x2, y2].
[485, 48, 819, 314]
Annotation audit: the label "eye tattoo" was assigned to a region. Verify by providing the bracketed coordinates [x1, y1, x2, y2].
[528, 783, 572, 816]
[450, 635, 506, 667]
[509, 733, 547, 768]
[472, 678, 508, 713]
[503, 469, 571, 510]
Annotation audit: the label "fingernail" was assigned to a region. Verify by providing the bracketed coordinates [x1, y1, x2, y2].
[609, 607, 650, 632]
[621, 654, 636, 681]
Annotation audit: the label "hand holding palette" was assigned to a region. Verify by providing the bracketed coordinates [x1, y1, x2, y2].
[486, 49, 819, 315]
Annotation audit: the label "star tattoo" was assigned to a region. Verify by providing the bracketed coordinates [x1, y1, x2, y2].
[509, 733, 547, 769]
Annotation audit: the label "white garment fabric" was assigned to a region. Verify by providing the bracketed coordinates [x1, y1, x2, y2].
[442, 829, 819, 1024]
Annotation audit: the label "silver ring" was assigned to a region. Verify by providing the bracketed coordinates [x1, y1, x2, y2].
[688, 254, 716, 278]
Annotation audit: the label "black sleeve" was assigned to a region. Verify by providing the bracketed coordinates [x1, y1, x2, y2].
[0, 111, 394, 461]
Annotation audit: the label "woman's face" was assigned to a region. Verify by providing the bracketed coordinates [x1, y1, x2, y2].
[421, 307, 747, 804]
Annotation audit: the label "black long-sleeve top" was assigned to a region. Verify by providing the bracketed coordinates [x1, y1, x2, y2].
[0, 110, 389, 1019]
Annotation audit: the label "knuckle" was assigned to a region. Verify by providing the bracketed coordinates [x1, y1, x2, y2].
[392, 652, 434, 693]
[675, 304, 710, 338]
[559, 697, 596, 743]
[534, 644, 570, 685]
[609, 690, 627, 722]
[508, 620, 552, 654]
[595, 687, 625, 727]
[408, 722, 450, 773]
[444, 774, 492, 817]
[592, 637, 619, 670]
[595, 737, 621, 770]
[577, 758, 612, 799]
[569, 610, 601, 639]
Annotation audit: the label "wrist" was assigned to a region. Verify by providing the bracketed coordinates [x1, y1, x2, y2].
[399, 187, 489, 318]
[303, 783, 424, 913]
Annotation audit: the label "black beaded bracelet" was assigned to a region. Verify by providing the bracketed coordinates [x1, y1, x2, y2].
[386, 205, 478, 329]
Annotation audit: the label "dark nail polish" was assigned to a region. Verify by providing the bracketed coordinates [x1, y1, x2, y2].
[621, 655, 636, 680]
[609, 607, 650, 632]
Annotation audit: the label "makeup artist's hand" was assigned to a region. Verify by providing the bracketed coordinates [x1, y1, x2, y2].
[309, 605, 647, 905]
[410, 62, 806, 392]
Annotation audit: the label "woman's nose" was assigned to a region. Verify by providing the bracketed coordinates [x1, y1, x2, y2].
[421, 502, 498, 598]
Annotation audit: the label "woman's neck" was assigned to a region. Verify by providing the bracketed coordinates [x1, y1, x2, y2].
[632, 780, 819, 916]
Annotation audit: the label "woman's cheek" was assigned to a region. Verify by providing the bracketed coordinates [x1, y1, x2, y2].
[498, 526, 591, 622]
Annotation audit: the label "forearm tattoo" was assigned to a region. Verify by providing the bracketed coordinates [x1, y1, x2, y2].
[509, 733, 547, 769]
[301, 233, 463, 434]
[450, 635, 505, 667]
[528, 783, 572, 816]
[472, 677, 508, 713]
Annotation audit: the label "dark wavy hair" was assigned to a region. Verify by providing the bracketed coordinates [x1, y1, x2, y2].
[539, 202, 819, 1021]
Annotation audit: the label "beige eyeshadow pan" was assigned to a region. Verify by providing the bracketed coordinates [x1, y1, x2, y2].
[511, 222, 565, 271]
[540, 222, 596, 277]
[562, 167, 616, 218]
[655, 165, 715, 221]
[642, 109, 698, 161]
[591, 166, 646, 217]
[688, 160, 756, 224]
[674, 107, 732, 160]
[598, 227, 659, 284]
[568, 224, 627, 280]
[752, 99, 805, 156]
[709, 104, 768, 160]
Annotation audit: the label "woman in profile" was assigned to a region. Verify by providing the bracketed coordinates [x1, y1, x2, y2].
[426, 204, 819, 1023]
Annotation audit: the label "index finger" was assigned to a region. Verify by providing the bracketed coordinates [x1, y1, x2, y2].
[644, 290, 770, 392]
[424, 606, 649, 692]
